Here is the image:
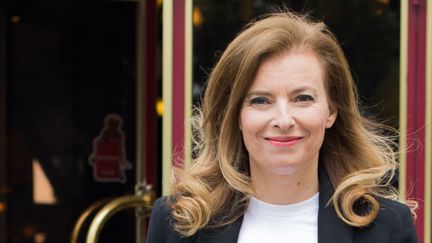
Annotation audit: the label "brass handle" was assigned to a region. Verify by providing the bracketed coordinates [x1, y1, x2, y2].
[71, 198, 113, 243]
[86, 189, 155, 243]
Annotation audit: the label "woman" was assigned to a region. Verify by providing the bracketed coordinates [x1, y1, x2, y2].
[147, 12, 418, 243]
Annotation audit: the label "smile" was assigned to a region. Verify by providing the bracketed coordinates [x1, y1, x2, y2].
[264, 136, 302, 146]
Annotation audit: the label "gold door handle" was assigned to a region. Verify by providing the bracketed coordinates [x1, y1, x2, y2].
[71, 198, 113, 243]
[86, 187, 155, 243]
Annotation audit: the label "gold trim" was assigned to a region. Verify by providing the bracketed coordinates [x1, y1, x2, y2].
[86, 192, 154, 243]
[424, 0, 432, 241]
[71, 198, 112, 243]
[136, 0, 147, 187]
[398, 0, 408, 200]
[162, 0, 173, 196]
[135, 1, 148, 242]
[184, 0, 193, 168]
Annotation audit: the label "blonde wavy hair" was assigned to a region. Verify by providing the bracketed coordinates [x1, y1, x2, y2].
[171, 12, 414, 236]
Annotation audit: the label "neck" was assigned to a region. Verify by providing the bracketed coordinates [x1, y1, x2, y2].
[251, 162, 319, 205]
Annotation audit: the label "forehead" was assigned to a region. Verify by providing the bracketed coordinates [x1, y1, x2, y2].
[249, 51, 325, 91]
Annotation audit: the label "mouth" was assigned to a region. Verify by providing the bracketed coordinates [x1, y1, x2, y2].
[264, 136, 302, 146]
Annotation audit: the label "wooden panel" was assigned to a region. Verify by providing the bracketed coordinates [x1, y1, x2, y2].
[173, 0, 186, 167]
[404, 0, 428, 242]
[424, 0, 432, 241]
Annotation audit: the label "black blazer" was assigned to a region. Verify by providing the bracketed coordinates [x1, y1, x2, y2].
[146, 168, 418, 243]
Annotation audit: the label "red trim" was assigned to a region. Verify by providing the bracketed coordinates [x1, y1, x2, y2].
[172, 0, 185, 166]
[145, 0, 158, 188]
[406, 0, 427, 241]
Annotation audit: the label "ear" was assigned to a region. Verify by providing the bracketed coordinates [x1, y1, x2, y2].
[325, 106, 337, 129]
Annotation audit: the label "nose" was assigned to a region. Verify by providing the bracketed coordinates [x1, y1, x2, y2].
[270, 102, 295, 131]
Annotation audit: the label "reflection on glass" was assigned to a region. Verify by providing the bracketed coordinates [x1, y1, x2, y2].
[32, 159, 57, 205]
[34, 232, 47, 243]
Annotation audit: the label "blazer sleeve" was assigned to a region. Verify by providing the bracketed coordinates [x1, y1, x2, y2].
[146, 197, 166, 243]
[391, 203, 419, 243]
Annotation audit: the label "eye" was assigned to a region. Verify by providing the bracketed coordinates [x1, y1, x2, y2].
[294, 94, 314, 103]
[248, 96, 270, 105]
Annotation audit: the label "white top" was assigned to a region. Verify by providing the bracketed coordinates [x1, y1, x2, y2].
[237, 193, 319, 243]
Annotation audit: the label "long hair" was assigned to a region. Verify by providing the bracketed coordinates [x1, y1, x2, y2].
[170, 12, 413, 236]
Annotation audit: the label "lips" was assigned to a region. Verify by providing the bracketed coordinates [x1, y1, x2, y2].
[264, 136, 302, 146]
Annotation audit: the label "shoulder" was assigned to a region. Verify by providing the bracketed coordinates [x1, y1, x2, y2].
[357, 198, 418, 243]
[375, 198, 415, 230]
[146, 197, 170, 243]
[147, 196, 241, 243]
[376, 198, 413, 222]
[146, 196, 191, 243]
[151, 196, 172, 216]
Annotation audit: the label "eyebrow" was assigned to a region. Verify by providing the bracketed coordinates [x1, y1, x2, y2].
[290, 86, 319, 95]
[245, 91, 272, 97]
[246, 86, 319, 97]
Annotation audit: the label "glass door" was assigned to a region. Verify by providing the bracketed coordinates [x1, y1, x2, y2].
[1, 0, 160, 242]
[193, 0, 401, 128]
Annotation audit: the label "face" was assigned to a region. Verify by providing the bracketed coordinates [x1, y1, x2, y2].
[239, 50, 337, 177]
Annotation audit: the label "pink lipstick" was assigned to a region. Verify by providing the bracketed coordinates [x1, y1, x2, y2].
[265, 136, 302, 146]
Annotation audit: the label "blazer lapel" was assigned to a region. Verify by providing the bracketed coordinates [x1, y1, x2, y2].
[318, 167, 353, 243]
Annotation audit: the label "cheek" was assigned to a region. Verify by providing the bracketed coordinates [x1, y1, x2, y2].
[298, 108, 330, 133]
[240, 109, 262, 131]
[240, 109, 267, 143]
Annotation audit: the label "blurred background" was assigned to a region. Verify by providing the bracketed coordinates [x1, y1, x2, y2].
[0, 0, 430, 242]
